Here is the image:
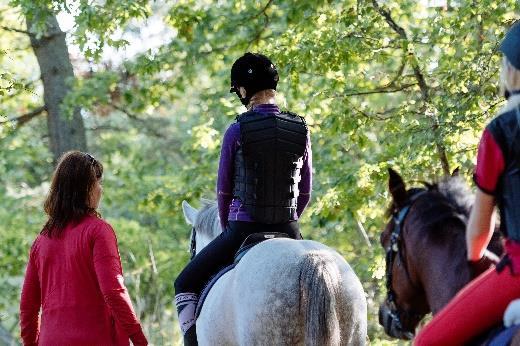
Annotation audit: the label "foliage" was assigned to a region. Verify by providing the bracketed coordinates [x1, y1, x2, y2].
[1, 0, 519, 344]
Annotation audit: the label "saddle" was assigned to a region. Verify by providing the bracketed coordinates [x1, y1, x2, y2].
[233, 232, 289, 263]
[195, 232, 290, 318]
[469, 324, 520, 346]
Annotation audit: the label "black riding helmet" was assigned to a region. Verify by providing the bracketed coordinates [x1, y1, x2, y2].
[501, 21, 520, 99]
[230, 52, 279, 106]
[501, 21, 520, 70]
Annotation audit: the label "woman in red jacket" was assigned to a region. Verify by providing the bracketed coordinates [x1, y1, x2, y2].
[19, 151, 147, 346]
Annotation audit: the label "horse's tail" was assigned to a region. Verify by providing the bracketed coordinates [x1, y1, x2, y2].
[299, 252, 341, 346]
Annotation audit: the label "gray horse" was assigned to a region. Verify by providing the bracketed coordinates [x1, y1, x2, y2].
[182, 200, 367, 345]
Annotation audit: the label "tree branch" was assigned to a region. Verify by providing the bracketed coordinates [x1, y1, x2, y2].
[86, 124, 129, 133]
[197, 1, 275, 55]
[372, 0, 450, 175]
[371, 2, 407, 38]
[0, 78, 38, 101]
[110, 103, 166, 138]
[481, 99, 504, 119]
[251, 0, 274, 20]
[0, 106, 46, 127]
[339, 82, 417, 97]
[247, 0, 273, 49]
[352, 105, 400, 121]
[0, 25, 31, 35]
[387, 56, 407, 88]
[372, 1, 430, 101]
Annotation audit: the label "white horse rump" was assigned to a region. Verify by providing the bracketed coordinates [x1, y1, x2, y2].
[182, 200, 367, 346]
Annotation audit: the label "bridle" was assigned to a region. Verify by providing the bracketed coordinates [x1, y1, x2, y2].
[382, 189, 427, 339]
[189, 227, 197, 260]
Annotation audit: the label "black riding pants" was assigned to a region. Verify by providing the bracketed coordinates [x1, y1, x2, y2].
[174, 221, 301, 295]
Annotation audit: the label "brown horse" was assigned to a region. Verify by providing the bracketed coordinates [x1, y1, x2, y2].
[378, 168, 503, 340]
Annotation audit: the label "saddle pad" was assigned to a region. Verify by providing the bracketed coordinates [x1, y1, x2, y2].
[234, 232, 290, 264]
[488, 324, 520, 346]
[195, 263, 235, 318]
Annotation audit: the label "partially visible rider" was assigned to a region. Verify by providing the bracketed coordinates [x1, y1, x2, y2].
[414, 22, 520, 345]
[174, 52, 312, 346]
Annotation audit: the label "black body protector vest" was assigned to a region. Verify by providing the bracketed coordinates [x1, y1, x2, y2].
[233, 110, 308, 224]
[487, 106, 520, 241]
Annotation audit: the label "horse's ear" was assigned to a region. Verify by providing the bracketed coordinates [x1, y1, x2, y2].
[451, 167, 460, 177]
[182, 200, 199, 226]
[388, 168, 407, 207]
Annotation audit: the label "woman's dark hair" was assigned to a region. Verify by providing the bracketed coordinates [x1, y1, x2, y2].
[41, 151, 103, 238]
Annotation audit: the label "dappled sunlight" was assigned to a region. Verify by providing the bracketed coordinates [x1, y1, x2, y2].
[191, 119, 220, 150]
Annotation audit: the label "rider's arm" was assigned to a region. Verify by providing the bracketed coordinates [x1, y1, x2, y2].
[217, 124, 240, 230]
[466, 190, 496, 261]
[467, 129, 504, 261]
[296, 132, 312, 218]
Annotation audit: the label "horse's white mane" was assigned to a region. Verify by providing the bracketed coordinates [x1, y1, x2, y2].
[194, 199, 220, 238]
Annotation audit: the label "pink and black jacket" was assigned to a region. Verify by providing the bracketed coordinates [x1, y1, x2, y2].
[474, 94, 520, 273]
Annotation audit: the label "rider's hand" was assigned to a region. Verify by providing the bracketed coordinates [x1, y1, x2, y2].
[469, 250, 499, 278]
[504, 299, 520, 327]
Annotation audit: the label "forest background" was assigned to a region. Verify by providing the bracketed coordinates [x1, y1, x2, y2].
[0, 0, 518, 345]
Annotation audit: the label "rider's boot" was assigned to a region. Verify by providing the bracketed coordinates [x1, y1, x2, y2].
[183, 325, 198, 346]
[175, 293, 198, 346]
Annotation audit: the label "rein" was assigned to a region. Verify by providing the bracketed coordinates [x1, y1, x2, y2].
[189, 227, 197, 260]
[383, 189, 427, 338]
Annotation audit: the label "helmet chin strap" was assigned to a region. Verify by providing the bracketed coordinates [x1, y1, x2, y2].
[234, 88, 251, 106]
[505, 89, 520, 100]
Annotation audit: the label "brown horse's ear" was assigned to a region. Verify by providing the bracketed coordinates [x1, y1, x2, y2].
[388, 168, 407, 207]
[451, 167, 460, 177]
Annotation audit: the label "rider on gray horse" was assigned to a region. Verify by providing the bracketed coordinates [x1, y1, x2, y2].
[174, 52, 313, 345]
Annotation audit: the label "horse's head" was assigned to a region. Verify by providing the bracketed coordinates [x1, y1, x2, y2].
[378, 168, 430, 339]
[378, 167, 502, 340]
[182, 199, 221, 257]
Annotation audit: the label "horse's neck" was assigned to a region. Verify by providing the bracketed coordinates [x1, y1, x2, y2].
[418, 234, 472, 314]
[197, 216, 223, 252]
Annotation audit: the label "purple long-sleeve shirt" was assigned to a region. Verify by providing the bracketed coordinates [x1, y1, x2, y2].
[217, 104, 312, 230]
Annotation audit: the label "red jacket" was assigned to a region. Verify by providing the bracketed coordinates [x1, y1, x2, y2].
[20, 215, 147, 346]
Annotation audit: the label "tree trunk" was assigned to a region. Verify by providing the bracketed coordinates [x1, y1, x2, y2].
[26, 14, 87, 162]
